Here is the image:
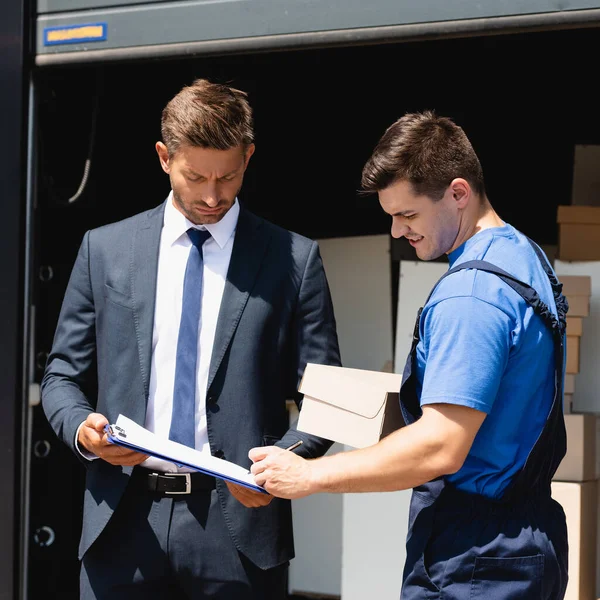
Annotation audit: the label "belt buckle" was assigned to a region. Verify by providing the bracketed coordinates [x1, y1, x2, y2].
[165, 472, 191, 495]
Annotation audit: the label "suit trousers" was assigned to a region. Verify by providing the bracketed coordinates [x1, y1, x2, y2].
[80, 469, 288, 600]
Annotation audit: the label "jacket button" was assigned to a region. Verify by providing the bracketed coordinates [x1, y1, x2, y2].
[214, 450, 225, 459]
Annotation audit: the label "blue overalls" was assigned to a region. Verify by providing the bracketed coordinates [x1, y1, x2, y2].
[399, 242, 569, 599]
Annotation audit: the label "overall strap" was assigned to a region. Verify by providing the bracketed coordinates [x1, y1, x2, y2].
[525, 237, 569, 332]
[427, 259, 565, 341]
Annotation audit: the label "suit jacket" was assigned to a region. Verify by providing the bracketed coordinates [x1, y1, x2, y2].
[41, 201, 341, 569]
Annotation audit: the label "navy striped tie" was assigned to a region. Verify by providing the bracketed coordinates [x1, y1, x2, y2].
[169, 228, 212, 448]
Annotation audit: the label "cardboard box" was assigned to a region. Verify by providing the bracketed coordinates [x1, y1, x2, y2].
[567, 295, 591, 317]
[557, 206, 600, 261]
[571, 145, 600, 208]
[565, 373, 576, 395]
[567, 335, 580, 374]
[554, 414, 600, 482]
[552, 481, 597, 600]
[561, 275, 593, 297]
[559, 275, 592, 317]
[567, 317, 584, 337]
[554, 262, 600, 415]
[298, 363, 404, 449]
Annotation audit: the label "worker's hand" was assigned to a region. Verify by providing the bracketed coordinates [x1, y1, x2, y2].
[225, 481, 274, 507]
[77, 413, 149, 466]
[249, 446, 315, 500]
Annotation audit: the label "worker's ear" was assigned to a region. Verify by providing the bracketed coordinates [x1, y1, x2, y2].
[449, 178, 471, 209]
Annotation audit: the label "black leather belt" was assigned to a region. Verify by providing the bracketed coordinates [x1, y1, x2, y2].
[140, 469, 216, 495]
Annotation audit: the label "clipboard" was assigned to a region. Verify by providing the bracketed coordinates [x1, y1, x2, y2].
[105, 414, 267, 494]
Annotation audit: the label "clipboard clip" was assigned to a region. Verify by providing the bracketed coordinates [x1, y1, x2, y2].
[104, 423, 127, 439]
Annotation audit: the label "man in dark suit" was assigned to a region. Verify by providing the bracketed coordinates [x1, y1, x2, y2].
[41, 78, 341, 600]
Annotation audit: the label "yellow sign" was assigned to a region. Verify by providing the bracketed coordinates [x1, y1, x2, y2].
[44, 23, 107, 46]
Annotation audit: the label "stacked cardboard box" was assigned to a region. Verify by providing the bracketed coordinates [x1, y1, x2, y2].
[554, 414, 600, 483]
[559, 275, 591, 412]
[557, 205, 597, 407]
[552, 481, 598, 600]
[557, 206, 600, 261]
[554, 259, 600, 600]
[554, 208, 598, 598]
[552, 409, 599, 600]
[553, 275, 597, 485]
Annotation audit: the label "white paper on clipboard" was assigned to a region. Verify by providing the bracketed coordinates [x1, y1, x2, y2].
[105, 414, 266, 494]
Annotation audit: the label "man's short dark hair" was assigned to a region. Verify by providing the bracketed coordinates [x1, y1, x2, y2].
[361, 111, 486, 200]
[161, 78, 254, 156]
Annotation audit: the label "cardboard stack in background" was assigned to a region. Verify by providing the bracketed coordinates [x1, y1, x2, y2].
[556, 146, 600, 265]
[551, 480, 598, 600]
[552, 273, 596, 600]
[553, 148, 600, 600]
[557, 206, 600, 261]
[560, 275, 591, 413]
[554, 261, 600, 600]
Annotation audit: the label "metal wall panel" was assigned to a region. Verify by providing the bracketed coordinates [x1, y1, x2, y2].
[36, 0, 600, 59]
[37, 0, 600, 17]
[39, 0, 165, 13]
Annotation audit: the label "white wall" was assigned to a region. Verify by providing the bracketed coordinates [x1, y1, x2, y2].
[287, 402, 344, 597]
[319, 235, 395, 373]
[394, 261, 448, 374]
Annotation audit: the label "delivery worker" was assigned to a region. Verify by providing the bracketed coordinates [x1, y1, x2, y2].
[249, 111, 569, 599]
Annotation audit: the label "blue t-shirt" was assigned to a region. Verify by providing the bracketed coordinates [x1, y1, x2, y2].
[415, 223, 559, 499]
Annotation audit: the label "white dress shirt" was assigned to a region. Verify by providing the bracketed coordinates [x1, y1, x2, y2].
[77, 193, 238, 471]
[142, 194, 238, 471]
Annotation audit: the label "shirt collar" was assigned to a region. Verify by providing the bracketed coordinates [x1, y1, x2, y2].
[448, 223, 512, 267]
[163, 191, 239, 249]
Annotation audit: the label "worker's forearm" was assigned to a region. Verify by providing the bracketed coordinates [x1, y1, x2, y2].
[308, 419, 455, 494]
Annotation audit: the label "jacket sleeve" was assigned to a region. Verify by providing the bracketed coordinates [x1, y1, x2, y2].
[275, 240, 342, 458]
[41, 231, 98, 461]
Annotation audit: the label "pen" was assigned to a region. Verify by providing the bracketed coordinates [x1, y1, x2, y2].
[285, 440, 303, 452]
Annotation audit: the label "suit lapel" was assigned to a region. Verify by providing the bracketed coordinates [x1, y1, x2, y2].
[131, 202, 165, 423]
[207, 209, 270, 391]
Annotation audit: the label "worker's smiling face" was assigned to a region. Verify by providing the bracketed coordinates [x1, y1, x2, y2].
[379, 179, 463, 261]
[156, 142, 255, 225]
